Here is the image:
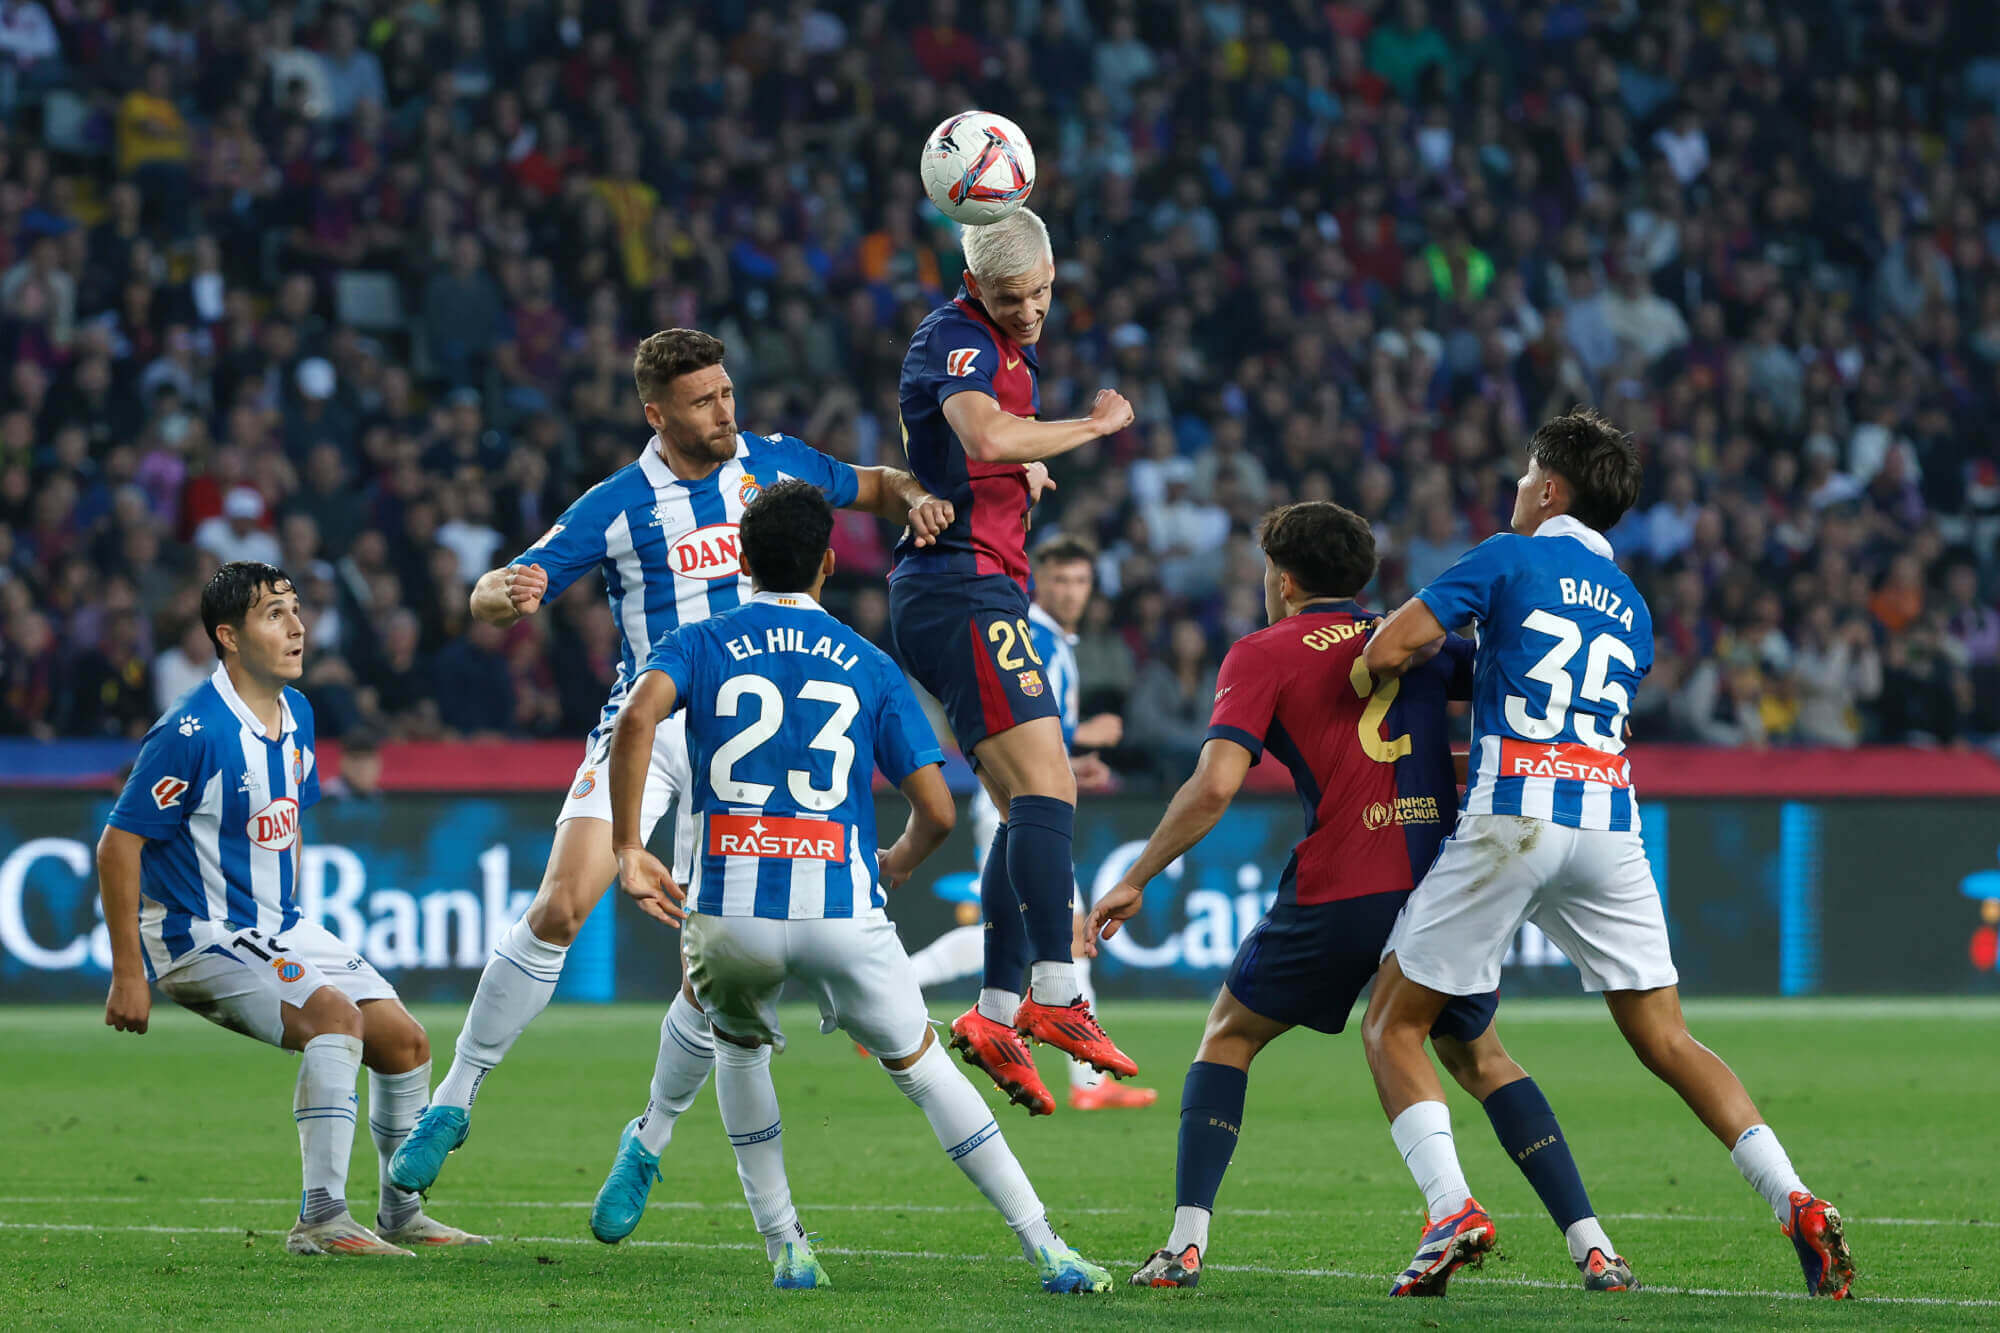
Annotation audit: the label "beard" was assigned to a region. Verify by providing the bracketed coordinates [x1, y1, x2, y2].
[662, 424, 738, 465]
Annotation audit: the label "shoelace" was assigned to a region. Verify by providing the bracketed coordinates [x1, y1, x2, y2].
[1065, 999, 1111, 1041]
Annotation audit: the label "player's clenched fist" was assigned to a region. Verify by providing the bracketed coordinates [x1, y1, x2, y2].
[906, 495, 955, 548]
[615, 846, 687, 927]
[1088, 388, 1134, 437]
[506, 562, 549, 616]
[105, 975, 151, 1034]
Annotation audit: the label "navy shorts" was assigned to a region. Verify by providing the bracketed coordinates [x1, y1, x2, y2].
[888, 572, 1061, 755]
[1226, 892, 1499, 1039]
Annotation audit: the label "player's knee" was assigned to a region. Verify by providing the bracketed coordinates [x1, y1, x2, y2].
[300, 988, 363, 1042]
[525, 880, 593, 945]
[1625, 1019, 1692, 1077]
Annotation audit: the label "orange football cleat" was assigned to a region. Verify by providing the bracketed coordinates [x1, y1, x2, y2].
[949, 1007, 1054, 1115]
[1068, 1080, 1158, 1110]
[1014, 996, 1138, 1079]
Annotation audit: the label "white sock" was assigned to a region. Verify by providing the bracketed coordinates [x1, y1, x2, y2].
[886, 1040, 1052, 1261]
[635, 991, 716, 1155]
[1389, 1100, 1472, 1220]
[1166, 1204, 1210, 1255]
[910, 925, 985, 990]
[434, 918, 568, 1111]
[713, 1038, 802, 1258]
[368, 1062, 430, 1232]
[977, 987, 1021, 1026]
[1028, 959, 1078, 1006]
[1067, 952, 1101, 1090]
[295, 1033, 362, 1224]
[1565, 1216, 1616, 1265]
[1730, 1123, 1808, 1223]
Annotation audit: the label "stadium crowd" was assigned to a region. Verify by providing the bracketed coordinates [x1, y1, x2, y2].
[2, 0, 1999, 779]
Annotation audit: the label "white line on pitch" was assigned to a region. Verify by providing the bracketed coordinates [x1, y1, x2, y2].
[2, 1196, 1993, 1229]
[0, 1219, 1991, 1310]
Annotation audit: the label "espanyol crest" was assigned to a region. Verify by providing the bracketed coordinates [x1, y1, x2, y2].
[739, 473, 762, 505]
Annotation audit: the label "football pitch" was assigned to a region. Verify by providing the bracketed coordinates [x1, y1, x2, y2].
[4, 999, 1995, 1329]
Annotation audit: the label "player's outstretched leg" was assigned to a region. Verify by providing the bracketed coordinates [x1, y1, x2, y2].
[1606, 986, 1854, 1298]
[909, 923, 985, 990]
[1131, 987, 1282, 1288]
[711, 1034, 824, 1288]
[284, 989, 412, 1257]
[591, 985, 716, 1242]
[884, 1031, 1110, 1292]
[1433, 1027, 1632, 1291]
[949, 818, 1056, 1116]
[1066, 950, 1157, 1110]
[358, 1001, 489, 1248]
[395, 820, 630, 1193]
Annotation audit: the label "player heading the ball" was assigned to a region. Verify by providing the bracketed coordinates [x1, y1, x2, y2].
[890, 205, 1139, 1114]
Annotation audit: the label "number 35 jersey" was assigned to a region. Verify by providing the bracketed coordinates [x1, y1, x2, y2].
[642, 592, 944, 920]
[1415, 516, 1654, 831]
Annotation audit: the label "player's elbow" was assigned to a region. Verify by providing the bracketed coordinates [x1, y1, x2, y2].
[958, 431, 1006, 464]
[917, 786, 957, 838]
[1363, 636, 1406, 677]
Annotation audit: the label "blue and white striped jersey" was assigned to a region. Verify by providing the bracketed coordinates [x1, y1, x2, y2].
[107, 666, 321, 978]
[1415, 516, 1654, 831]
[644, 592, 944, 921]
[1024, 601, 1079, 748]
[511, 432, 861, 730]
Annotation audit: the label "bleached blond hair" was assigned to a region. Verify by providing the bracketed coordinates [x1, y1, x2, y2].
[961, 207, 1052, 286]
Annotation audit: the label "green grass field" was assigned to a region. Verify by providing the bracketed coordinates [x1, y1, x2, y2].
[4, 998, 1995, 1329]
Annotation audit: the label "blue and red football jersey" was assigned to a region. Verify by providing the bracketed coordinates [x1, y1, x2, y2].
[1205, 601, 1471, 906]
[892, 291, 1040, 589]
[1415, 515, 1654, 831]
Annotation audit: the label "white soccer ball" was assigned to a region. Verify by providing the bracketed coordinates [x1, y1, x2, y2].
[920, 111, 1036, 226]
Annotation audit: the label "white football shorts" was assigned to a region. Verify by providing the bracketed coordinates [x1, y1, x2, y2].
[1386, 813, 1679, 996]
[156, 920, 397, 1047]
[682, 912, 929, 1062]
[558, 703, 694, 881]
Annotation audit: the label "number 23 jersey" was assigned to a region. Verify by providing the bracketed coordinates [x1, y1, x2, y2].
[643, 592, 943, 920]
[1415, 516, 1654, 831]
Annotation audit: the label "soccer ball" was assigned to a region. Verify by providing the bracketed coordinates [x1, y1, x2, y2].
[920, 111, 1036, 225]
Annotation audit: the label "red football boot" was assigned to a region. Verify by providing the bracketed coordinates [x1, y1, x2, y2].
[948, 1007, 1054, 1116]
[1015, 996, 1138, 1079]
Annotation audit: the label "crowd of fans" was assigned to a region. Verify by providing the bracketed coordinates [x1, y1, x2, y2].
[3, 0, 2000, 779]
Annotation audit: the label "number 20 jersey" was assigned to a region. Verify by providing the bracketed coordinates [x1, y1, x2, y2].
[1415, 516, 1655, 831]
[642, 593, 943, 920]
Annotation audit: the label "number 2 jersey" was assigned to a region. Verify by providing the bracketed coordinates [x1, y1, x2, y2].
[642, 592, 944, 920]
[1415, 515, 1654, 831]
[1205, 600, 1471, 907]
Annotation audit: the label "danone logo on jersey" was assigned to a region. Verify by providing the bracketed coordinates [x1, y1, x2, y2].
[1498, 739, 1630, 787]
[248, 797, 300, 850]
[707, 814, 847, 862]
[671, 523, 742, 581]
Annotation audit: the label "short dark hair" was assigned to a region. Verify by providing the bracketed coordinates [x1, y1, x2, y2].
[738, 480, 832, 593]
[201, 561, 295, 660]
[633, 328, 725, 404]
[1257, 501, 1377, 600]
[1033, 535, 1097, 568]
[1527, 408, 1642, 531]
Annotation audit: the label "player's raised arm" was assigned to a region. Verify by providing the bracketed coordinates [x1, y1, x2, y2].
[849, 465, 955, 548]
[95, 824, 152, 1034]
[608, 667, 687, 927]
[1081, 737, 1253, 954]
[1363, 596, 1448, 682]
[877, 763, 956, 890]
[942, 386, 1131, 465]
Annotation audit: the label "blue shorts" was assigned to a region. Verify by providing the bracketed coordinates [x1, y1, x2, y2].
[888, 572, 1061, 755]
[1226, 892, 1499, 1039]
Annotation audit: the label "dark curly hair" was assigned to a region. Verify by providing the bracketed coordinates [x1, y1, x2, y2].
[738, 480, 833, 593]
[201, 561, 295, 660]
[1527, 408, 1642, 531]
[1257, 502, 1377, 600]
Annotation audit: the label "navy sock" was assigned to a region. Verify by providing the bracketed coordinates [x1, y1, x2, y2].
[1004, 795, 1077, 963]
[1484, 1076, 1595, 1231]
[1175, 1061, 1248, 1212]
[979, 822, 1029, 993]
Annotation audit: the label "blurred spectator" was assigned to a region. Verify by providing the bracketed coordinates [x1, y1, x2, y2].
[1125, 618, 1218, 781]
[151, 618, 213, 712]
[0, 0, 1994, 778]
